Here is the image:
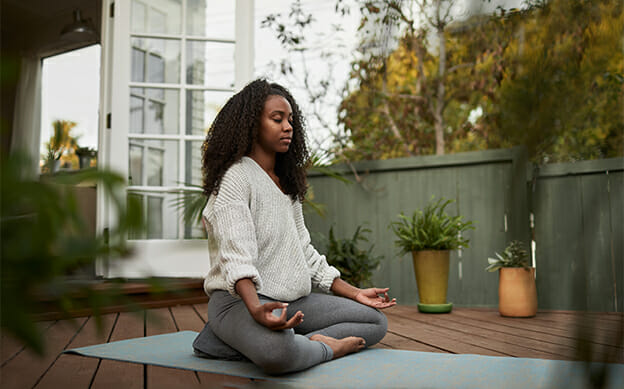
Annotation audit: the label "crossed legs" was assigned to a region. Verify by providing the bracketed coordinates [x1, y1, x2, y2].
[203, 290, 387, 375]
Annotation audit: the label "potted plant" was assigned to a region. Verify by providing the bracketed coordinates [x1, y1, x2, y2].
[319, 224, 382, 288]
[42, 120, 80, 173]
[75, 147, 97, 169]
[485, 240, 537, 317]
[390, 197, 474, 313]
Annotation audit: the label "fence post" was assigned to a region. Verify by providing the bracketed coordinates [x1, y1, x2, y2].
[509, 146, 531, 245]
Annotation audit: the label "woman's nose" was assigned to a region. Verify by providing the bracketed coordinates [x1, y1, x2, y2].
[284, 121, 293, 132]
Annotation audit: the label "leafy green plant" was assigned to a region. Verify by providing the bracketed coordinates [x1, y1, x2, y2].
[485, 240, 531, 272]
[390, 197, 475, 254]
[320, 225, 382, 288]
[1, 152, 144, 354]
[75, 146, 96, 158]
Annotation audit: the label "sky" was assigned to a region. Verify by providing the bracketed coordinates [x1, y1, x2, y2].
[39, 0, 523, 159]
[41, 45, 101, 153]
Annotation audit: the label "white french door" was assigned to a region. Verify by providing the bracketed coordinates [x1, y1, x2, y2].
[97, 0, 254, 278]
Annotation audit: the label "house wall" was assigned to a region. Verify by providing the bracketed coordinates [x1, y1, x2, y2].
[306, 148, 623, 312]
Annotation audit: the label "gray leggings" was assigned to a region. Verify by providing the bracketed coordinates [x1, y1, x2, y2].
[194, 290, 388, 375]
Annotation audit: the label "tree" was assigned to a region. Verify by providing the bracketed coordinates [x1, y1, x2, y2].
[342, 0, 469, 158]
[484, 0, 624, 162]
[339, 0, 505, 161]
[339, 0, 623, 163]
[42, 119, 80, 171]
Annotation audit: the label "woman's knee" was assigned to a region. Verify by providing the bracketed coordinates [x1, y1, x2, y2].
[368, 309, 388, 346]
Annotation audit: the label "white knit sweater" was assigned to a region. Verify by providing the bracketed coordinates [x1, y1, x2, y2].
[202, 156, 340, 301]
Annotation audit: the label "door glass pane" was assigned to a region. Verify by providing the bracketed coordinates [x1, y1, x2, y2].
[184, 198, 206, 239]
[185, 140, 204, 186]
[127, 192, 145, 239]
[132, 0, 181, 35]
[186, 90, 232, 135]
[129, 88, 179, 134]
[131, 48, 145, 82]
[128, 192, 179, 239]
[131, 38, 180, 84]
[187, 0, 235, 40]
[147, 196, 163, 238]
[129, 144, 144, 186]
[186, 40, 234, 88]
[128, 139, 178, 187]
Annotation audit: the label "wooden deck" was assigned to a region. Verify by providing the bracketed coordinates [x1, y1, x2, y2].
[1, 304, 622, 388]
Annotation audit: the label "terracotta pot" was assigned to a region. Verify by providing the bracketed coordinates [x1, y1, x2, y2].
[498, 267, 537, 317]
[411, 250, 450, 304]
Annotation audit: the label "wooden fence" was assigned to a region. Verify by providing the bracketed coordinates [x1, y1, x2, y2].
[531, 158, 623, 312]
[306, 148, 623, 312]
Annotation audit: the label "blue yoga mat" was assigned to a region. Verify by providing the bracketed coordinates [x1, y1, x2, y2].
[65, 331, 624, 389]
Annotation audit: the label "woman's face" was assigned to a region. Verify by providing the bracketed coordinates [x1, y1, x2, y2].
[256, 95, 293, 155]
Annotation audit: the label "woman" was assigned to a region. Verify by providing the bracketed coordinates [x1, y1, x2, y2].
[193, 79, 396, 375]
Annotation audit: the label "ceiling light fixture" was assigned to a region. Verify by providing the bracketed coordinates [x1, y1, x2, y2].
[60, 9, 98, 42]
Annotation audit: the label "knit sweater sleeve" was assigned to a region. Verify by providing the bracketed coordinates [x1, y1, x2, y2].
[204, 167, 262, 297]
[293, 201, 340, 292]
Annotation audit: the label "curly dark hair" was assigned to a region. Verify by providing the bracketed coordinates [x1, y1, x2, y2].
[201, 79, 310, 202]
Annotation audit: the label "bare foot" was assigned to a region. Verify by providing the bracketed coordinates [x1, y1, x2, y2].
[310, 334, 365, 359]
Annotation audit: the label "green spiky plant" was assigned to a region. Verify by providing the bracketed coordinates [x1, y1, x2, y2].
[485, 240, 531, 272]
[320, 225, 382, 288]
[390, 197, 475, 254]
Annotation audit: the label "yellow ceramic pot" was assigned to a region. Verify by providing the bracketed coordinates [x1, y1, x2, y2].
[411, 250, 450, 305]
[498, 267, 537, 317]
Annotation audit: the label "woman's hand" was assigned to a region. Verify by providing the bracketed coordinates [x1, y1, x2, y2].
[354, 288, 397, 309]
[235, 278, 303, 331]
[330, 278, 397, 309]
[249, 302, 304, 331]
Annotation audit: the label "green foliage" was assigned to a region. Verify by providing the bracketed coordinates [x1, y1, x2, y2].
[320, 225, 382, 288]
[338, 0, 623, 163]
[390, 197, 475, 254]
[1, 152, 144, 355]
[485, 240, 531, 272]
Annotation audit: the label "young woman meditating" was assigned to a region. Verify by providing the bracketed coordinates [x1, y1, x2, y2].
[193, 79, 396, 375]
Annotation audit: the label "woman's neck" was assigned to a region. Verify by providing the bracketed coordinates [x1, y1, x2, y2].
[248, 148, 276, 175]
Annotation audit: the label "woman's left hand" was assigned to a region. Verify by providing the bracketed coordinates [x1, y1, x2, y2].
[354, 288, 397, 309]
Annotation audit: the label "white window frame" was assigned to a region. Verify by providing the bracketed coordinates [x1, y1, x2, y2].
[97, 0, 254, 278]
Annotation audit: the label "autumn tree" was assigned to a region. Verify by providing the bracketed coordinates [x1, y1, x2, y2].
[339, 0, 623, 163]
[483, 0, 624, 162]
[338, 0, 504, 161]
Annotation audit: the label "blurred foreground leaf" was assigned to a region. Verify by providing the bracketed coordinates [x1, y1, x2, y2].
[1, 152, 144, 355]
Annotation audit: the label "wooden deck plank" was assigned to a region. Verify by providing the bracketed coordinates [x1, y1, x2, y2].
[0, 317, 87, 389]
[384, 310, 509, 357]
[36, 313, 117, 389]
[170, 304, 255, 388]
[410, 307, 587, 359]
[192, 303, 208, 323]
[451, 308, 623, 353]
[169, 304, 205, 332]
[1, 321, 54, 366]
[145, 307, 201, 389]
[390, 306, 576, 360]
[90, 311, 145, 389]
[519, 311, 622, 335]
[378, 331, 447, 353]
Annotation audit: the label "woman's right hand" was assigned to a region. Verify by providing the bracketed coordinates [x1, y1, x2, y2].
[249, 302, 304, 330]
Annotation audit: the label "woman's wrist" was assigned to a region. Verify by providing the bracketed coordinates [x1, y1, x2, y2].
[330, 278, 362, 300]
